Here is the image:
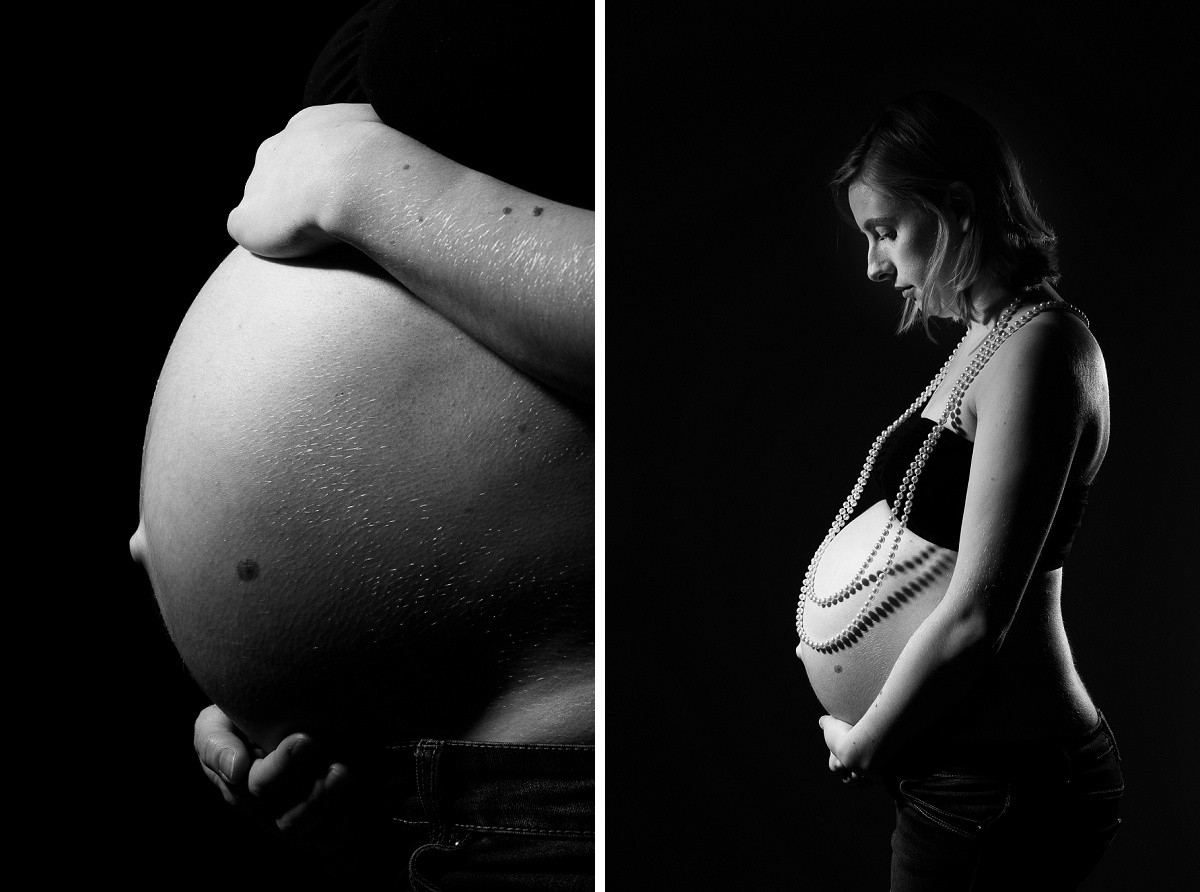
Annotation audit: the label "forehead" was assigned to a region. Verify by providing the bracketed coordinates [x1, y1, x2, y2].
[847, 182, 904, 226]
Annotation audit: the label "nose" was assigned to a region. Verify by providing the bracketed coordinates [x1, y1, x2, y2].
[866, 243, 893, 283]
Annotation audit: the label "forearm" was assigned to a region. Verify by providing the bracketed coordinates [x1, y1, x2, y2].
[328, 127, 595, 401]
[838, 603, 997, 774]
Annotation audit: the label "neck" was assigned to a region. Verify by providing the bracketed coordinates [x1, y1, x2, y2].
[966, 278, 1038, 336]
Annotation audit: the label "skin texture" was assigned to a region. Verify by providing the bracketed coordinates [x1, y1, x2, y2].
[852, 182, 945, 307]
[131, 246, 594, 754]
[152, 104, 597, 846]
[227, 104, 595, 400]
[801, 515, 957, 723]
[801, 180, 1109, 782]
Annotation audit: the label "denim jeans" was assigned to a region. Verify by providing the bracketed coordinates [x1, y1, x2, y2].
[884, 713, 1123, 891]
[322, 739, 594, 890]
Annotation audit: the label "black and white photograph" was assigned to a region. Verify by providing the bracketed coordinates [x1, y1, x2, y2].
[22, 2, 1194, 890]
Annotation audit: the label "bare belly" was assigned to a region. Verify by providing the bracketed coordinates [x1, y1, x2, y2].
[132, 247, 593, 751]
[798, 500, 957, 724]
[797, 500, 1098, 738]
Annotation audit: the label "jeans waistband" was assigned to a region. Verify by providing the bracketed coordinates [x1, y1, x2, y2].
[371, 739, 595, 837]
[885, 711, 1119, 781]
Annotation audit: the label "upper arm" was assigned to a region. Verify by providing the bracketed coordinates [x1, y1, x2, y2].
[943, 314, 1094, 641]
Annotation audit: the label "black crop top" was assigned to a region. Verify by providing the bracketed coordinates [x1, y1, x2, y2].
[868, 411, 1089, 571]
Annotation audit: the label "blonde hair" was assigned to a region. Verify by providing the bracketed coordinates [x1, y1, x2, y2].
[831, 92, 1060, 336]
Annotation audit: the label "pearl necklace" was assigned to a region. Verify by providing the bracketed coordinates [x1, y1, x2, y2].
[796, 296, 1090, 654]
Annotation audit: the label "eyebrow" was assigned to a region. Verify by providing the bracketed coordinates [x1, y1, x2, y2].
[861, 216, 898, 231]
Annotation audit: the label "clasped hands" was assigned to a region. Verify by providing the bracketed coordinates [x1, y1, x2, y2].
[819, 714, 877, 785]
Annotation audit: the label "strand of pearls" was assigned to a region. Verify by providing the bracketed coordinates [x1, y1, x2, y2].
[800, 331, 972, 610]
[796, 297, 1089, 654]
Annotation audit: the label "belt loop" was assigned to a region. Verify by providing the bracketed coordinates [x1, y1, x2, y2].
[415, 739, 447, 844]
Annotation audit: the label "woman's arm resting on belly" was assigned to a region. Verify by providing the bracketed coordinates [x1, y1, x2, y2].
[227, 104, 594, 401]
[826, 316, 1096, 776]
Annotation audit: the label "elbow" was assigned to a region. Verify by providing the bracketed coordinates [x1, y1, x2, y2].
[545, 357, 593, 404]
[940, 607, 1005, 664]
[552, 333, 594, 404]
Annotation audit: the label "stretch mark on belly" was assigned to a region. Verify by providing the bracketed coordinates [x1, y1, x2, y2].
[235, 559, 260, 582]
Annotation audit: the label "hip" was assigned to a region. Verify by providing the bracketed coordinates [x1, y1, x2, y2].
[885, 713, 1124, 890]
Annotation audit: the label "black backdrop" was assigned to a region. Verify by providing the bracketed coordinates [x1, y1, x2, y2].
[23, 2, 1194, 889]
[604, 6, 1195, 890]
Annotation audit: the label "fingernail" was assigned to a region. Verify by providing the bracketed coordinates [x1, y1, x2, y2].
[324, 762, 347, 792]
[218, 750, 235, 784]
[290, 736, 311, 760]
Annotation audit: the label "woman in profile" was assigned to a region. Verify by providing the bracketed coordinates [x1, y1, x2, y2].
[795, 92, 1122, 889]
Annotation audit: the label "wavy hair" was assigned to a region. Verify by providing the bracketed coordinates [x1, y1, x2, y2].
[831, 92, 1060, 336]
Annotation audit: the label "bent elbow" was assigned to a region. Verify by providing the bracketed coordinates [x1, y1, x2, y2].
[941, 607, 1004, 663]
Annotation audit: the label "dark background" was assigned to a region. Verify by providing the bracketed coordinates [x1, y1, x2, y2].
[608, 5, 1195, 891]
[30, 2, 377, 887]
[23, 2, 1193, 889]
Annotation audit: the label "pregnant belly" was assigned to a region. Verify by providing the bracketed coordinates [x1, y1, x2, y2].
[797, 500, 956, 723]
[132, 247, 593, 750]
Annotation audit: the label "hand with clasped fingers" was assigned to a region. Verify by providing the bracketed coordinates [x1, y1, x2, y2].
[196, 705, 404, 883]
[819, 714, 880, 785]
[194, 704, 350, 838]
[226, 103, 390, 259]
[225, 101, 594, 401]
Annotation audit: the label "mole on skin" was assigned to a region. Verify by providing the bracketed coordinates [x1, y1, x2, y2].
[502, 207, 513, 215]
[236, 559, 260, 582]
[532, 207, 544, 217]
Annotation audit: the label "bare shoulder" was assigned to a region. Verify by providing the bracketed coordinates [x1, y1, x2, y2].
[983, 302, 1111, 477]
[985, 303, 1104, 389]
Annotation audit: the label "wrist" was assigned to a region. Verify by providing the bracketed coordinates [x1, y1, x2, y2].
[318, 122, 392, 243]
[839, 727, 876, 775]
[325, 125, 472, 249]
